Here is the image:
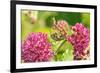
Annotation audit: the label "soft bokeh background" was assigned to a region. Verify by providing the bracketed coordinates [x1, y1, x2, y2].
[21, 10, 90, 61]
[21, 10, 90, 40]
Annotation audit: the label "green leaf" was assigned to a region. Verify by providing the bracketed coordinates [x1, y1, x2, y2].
[54, 40, 73, 61]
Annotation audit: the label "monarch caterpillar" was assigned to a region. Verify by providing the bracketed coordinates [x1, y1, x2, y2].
[51, 29, 64, 41]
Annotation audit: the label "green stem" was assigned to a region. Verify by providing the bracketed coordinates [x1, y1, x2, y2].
[54, 40, 66, 61]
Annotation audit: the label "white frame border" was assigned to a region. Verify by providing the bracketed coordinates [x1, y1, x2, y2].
[16, 4, 94, 69]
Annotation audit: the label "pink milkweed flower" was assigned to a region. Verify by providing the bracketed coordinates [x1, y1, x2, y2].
[21, 32, 53, 63]
[67, 23, 90, 60]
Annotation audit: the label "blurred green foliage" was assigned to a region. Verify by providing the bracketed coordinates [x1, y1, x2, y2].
[21, 10, 90, 61]
[46, 12, 82, 27]
[81, 13, 90, 28]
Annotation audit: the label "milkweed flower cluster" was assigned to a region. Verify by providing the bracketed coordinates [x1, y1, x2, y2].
[52, 20, 69, 36]
[51, 20, 69, 41]
[22, 32, 53, 62]
[67, 23, 90, 60]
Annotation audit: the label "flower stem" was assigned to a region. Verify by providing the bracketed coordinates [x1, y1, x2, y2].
[54, 40, 66, 61]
